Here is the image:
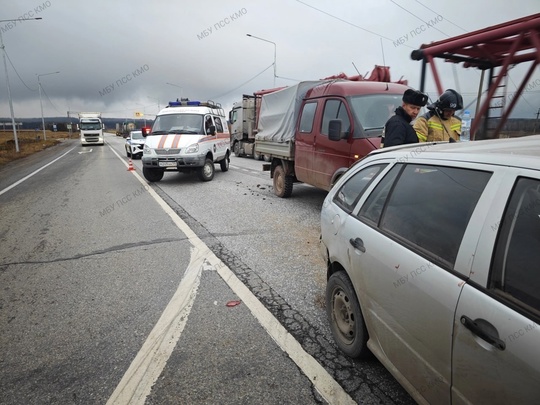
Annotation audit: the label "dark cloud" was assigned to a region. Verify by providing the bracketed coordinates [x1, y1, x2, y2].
[0, 0, 538, 119]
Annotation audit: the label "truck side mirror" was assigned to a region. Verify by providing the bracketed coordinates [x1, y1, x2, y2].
[328, 119, 342, 141]
[141, 126, 151, 137]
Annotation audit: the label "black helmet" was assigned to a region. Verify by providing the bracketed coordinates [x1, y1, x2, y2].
[434, 89, 463, 110]
[427, 89, 463, 119]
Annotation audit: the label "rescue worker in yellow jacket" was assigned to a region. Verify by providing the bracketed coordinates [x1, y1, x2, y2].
[414, 89, 463, 142]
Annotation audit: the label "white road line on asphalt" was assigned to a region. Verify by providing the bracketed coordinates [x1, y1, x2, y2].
[106, 243, 206, 405]
[0, 147, 75, 197]
[213, 263, 356, 405]
[107, 142, 356, 405]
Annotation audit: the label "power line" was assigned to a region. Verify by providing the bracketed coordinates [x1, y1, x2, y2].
[4, 48, 37, 91]
[414, 0, 468, 32]
[294, 0, 413, 48]
[39, 84, 62, 114]
[389, 0, 450, 37]
[209, 63, 274, 100]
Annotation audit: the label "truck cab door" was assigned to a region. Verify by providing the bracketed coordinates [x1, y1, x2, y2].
[294, 101, 318, 185]
[313, 98, 352, 190]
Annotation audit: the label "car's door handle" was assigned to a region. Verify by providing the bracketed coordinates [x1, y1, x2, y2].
[349, 237, 366, 253]
[460, 315, 506, 351]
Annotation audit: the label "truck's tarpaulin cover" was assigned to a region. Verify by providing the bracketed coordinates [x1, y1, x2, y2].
[256, 81, 326, 143]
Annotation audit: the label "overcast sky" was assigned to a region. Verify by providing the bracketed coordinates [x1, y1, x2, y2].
[0, 0, 539, 120]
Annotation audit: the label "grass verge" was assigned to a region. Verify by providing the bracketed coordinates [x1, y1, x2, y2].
[0, 130, 75, 166]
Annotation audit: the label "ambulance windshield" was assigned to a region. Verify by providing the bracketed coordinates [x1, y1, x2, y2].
[151, 114, 203, 134]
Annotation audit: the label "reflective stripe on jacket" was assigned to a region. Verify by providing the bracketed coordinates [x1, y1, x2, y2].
[414, 112, 461, 142]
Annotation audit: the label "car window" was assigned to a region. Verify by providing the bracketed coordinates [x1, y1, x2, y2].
[491, 177, 540, 313]
[230, 109, 238, 124]
[358, 164, 402, 224]
[214, 117, 224, 133]
[299, 102, 317, 133]
[360, 164, 492, 268]
[321, 99, 350, 136]
[333, 164, 388, 213]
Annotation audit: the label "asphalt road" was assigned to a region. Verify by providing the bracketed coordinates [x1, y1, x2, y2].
[0, 133, 414, 404]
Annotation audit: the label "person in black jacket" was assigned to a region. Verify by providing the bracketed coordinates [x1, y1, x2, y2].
[383, 89, 428, 148]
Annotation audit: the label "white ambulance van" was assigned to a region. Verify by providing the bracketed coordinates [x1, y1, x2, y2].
[141, 99, 231, 182]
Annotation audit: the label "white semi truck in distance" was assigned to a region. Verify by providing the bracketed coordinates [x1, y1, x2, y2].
[79, 112, 104, 145]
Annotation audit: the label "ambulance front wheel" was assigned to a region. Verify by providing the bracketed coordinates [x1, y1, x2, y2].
[198, 158, 215, 182]
[143, 167, 164, 182]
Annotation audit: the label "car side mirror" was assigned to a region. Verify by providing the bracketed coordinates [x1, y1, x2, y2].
[141, 126, 151, 137]
[328, 119, 342, 141]
[209, 125, 216, 135]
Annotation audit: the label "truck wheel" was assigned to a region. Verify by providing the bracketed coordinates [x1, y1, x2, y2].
[233, 142, 242, 157]
[143, 167, 164, 182]
[220, 153, 230, 172]
[198, 158, 215, 181]
[273, 165, 293, 198]
[326, 271, 370, 359]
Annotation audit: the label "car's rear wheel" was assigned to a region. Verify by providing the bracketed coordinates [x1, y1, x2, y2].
[143, 167, 164, 182]
[198, 158, 215, 181]
[273, 165, 293, 198]
[326, 271, 370, 359]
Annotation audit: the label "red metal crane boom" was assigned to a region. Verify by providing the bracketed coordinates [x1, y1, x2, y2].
[411, 13, 540, 139]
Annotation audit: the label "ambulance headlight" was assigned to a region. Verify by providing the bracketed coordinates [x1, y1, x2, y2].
[185, 144, 199, 153]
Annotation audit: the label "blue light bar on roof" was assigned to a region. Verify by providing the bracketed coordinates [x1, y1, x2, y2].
[168, 100, 202, 107]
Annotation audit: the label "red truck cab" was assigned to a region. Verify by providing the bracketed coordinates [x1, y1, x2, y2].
[257, 80, 409, 197]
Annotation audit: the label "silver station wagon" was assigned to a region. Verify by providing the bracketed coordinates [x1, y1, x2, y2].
[320, 136, 540, 404]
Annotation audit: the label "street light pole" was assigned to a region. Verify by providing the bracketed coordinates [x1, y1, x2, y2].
[135, 103, 147, 127]
[0, 17, 42, 152]
[246, 34, 276, 87]
[37, 71, 60, 141]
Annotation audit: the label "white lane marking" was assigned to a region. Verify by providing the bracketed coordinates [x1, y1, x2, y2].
[214, 263, 356, 405]
[78, 148, 93, 154]
[106, 244, 206, 405]
[107, 143, 355, 405]
[0, 147, 76, 197]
